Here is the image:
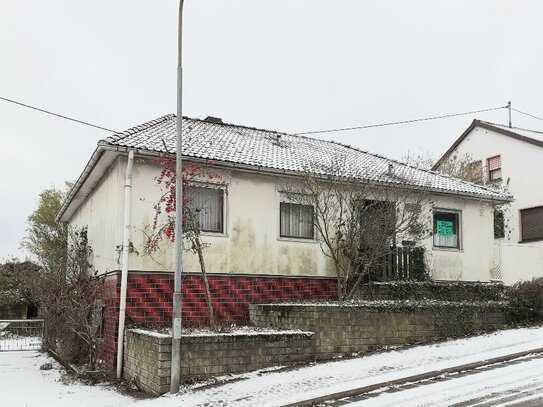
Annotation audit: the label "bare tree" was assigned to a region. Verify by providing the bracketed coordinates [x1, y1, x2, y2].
[283, 158, 432, 300]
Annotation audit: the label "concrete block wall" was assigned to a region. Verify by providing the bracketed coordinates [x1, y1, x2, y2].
[123, 329, 315, 394]
[355, 281, 505, 302]
[249, 303, 507, 358]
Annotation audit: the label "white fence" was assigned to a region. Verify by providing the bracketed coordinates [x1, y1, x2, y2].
[0, 320, 44, 351]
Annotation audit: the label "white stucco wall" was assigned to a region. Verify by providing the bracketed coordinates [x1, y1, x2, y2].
[67, 154, 500, 282]
[422, 196, 495, 282]
[127, 159, 327, 277]
[69, 157, 125, 273]
[441, 126, 543, 282]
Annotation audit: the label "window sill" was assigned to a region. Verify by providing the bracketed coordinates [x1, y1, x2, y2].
[432, 246, 463, 253]
[200, 231, 228, 238]
[277, 236, 319, 244]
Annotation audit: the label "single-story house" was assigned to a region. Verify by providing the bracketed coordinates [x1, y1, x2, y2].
[57, 114, 509, 369]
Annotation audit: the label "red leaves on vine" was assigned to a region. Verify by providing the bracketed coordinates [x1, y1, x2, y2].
[145, 154, 225, 253]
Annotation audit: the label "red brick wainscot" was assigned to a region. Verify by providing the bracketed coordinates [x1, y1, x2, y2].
[97, 271, 337, 371]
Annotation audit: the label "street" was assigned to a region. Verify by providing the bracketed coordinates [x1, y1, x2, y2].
[326, 354, 543, 407]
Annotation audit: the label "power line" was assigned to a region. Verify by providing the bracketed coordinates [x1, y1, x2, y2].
[0, 96, 118, 133]
[511, 107, 543, 123]
[1, 94, 513, 137]
[295, 105, 508, 136]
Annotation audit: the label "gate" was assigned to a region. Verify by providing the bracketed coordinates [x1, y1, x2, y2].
[380, 246, 426, 281]
[0, 320, 44, 351]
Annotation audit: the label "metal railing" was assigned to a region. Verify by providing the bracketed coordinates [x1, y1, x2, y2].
[0, 320, 44, 351]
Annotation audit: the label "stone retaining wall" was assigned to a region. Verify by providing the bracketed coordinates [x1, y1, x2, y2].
[123, 328, 315, 394]
[355, 281, 505, 302]
[249, 302, 507, 359]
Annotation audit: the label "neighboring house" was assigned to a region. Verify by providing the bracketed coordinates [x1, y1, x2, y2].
[57, 114, 508, 369]
[433, 119, 543, 284]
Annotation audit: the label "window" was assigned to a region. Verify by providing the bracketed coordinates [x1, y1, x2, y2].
[520, 206, 543, 242]
[433, 210, 460, 249]
[487, 155, 502, 182]
[494, 209, 505, 239]
[186, 186, 224, 233]
[280, 202, 314, 239]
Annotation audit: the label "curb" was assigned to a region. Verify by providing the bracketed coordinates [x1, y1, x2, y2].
[283, 347, 543, 407]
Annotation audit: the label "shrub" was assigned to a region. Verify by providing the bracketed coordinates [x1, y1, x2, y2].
[507, 278, 543, 324]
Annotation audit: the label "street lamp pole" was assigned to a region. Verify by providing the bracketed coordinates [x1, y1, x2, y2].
[171, 0, 184, 394]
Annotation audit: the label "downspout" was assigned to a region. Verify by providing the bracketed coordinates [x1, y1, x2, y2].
[116, 150, 134, 379]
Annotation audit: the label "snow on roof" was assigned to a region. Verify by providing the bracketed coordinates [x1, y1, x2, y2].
[102, 115, 508, 201]
[478, 120, 543, 143]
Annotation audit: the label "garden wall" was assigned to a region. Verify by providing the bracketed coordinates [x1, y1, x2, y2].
[249, 301, 508, 359]
[99, 271, 336, 371]
[123, 328, 315, 395]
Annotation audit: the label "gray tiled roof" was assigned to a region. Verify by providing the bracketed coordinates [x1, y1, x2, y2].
[104, 114, 508, 201]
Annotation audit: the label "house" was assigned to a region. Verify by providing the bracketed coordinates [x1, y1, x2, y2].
[433, 119, 543, 284]
[57, 114, 508, 369]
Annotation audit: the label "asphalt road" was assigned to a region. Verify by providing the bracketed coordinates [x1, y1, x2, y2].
[322, 354, 543, 407]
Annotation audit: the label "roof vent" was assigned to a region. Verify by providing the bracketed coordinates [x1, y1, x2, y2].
[204, 116, 223, 124]
[388, 163, 394, 177]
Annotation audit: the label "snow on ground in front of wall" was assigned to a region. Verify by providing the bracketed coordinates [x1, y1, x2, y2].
[2, 326, 543, 407]
[131, 325, 543, 407]
[0, 351, 134, 407]
[138, 326, 314, 337]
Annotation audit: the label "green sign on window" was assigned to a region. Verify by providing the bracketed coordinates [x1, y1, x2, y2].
[436, 220, 454, 236]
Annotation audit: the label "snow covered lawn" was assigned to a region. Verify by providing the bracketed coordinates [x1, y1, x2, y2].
[0, 351, 134, 407]
[1, 326, 543, 407]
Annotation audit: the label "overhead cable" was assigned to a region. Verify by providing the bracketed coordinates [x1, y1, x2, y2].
[295, 105, 508, 136]
[0, 95, 118, 133]
[511, 108, 543, 123]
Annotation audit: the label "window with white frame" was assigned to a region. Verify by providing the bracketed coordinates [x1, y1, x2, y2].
[433, 210, 461, 249]
[279, 199, 314, 240]
[487, 155, 502, 182]
[186, 186, 224, 233]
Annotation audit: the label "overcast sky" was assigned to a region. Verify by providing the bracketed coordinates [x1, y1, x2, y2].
[1, 0, 542, 260]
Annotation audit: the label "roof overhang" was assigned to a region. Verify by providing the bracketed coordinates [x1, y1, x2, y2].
[58, 140, 511, 222]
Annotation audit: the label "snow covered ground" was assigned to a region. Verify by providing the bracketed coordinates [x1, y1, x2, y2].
[344, 354, 543, 406]
[1, 326, 543, 407]
[0, 351, 134, 407]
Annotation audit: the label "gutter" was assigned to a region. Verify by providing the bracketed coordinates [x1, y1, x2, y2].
[116, 150, 134, 379]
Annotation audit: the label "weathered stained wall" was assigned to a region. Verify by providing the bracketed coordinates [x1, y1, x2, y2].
[126, 159, 330, 277]
[72, 158, 502, 281]
[69, 154, 501, 282]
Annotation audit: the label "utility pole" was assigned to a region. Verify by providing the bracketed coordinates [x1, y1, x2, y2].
[508, 101, 512, 128]
[171, 0, 184, 394]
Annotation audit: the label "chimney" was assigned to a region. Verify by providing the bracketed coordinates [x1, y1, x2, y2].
[204, 116, 223, 124]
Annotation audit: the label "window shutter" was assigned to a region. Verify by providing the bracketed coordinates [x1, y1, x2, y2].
[488, 155, 501, 171]
[520, 206, 543, 241]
